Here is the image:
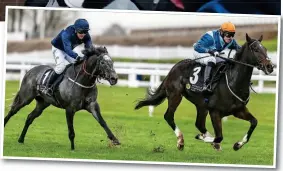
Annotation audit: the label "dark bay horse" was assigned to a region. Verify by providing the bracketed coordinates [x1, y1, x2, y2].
[135, 34, 274, 151]
[4, 46, 120, 150]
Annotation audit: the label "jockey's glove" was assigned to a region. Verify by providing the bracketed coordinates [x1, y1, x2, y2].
[208, 50, 219, 57]
[75, 55, 86, 63]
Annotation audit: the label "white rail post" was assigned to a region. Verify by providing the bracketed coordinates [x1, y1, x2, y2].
[19, 62, 26, 88]
[128, 68, 138, 88]
[258, 70, 264, 93]
[148, 74, 158, 117]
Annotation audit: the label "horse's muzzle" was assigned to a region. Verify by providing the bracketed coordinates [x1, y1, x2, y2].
[109, 75, 118, 85]
[261, 63, 274, 75]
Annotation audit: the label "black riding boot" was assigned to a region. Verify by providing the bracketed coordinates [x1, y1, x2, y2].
[43, 70, 60, 96]
[202, 62, 215, 93]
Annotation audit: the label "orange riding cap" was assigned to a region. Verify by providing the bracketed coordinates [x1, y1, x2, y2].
[220, 22, 236, 32]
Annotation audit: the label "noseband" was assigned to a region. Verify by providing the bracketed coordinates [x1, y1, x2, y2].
[82, 53, 106, 77]
[248, 40, 271, 70]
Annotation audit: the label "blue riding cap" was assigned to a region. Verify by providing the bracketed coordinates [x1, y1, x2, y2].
[74, 19, 90, 31]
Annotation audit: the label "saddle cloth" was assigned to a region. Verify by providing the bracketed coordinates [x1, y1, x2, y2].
[185, 62, 227, 93]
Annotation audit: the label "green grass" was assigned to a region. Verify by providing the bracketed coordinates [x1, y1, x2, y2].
[3, 81, 276, 166]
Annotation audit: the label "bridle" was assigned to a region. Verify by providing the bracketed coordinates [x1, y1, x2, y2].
[224, 40, 271, 104]
[68, 52, 108, 89]
[248, 40, 272, 70]
[82, 53, 107, 77]
[218, 40, 271, 70]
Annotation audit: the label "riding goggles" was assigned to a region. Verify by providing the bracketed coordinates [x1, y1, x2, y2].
[77, 29, 89, 34]
[224, 32, 235, 38]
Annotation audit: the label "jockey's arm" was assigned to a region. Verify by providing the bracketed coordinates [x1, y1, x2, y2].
[193, 33, 215, 53]
[62, 32, 79, 59]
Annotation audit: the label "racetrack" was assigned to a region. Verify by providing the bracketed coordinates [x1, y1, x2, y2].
[3, 81, 276, 166]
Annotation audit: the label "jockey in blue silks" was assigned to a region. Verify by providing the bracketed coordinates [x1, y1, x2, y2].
[193, 21, 241, 93]
[43, 18, 94, 96]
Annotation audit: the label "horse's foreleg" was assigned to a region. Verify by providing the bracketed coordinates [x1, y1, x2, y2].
[195, 106, 215, 143]
[164, 94, 183, 150]
[86, 102, 120, 146]
[18, 97, 50, 143]
[233, 107, 257, 151]
[210, 110, 223, 151]
[65, 109, 76, 150]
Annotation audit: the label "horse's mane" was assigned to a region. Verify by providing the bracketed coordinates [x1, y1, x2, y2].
[82, 46, 108, 57]
[233, 42, 247, 61]
[72, 47, 103, 66]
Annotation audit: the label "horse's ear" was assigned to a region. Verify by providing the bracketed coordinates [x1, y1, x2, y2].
[258, 35, 263, 42]
[103, 46, 108, 53]
[246, 33, 252, 43]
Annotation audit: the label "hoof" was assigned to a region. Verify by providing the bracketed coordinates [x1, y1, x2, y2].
[233, 142, 243, 151]
[18, 139, 24, 144]
[211, 143, 222, 151]
[111, 139, 121, 146]
[195, 134, 203, 140]
[177, 136, 184, 151]
[177, 143, 184, 151]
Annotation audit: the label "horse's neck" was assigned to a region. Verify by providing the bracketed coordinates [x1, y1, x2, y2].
[228, 53, 253, 94]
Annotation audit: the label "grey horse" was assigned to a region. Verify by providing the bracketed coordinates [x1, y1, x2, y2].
[4, 46, 120, 150]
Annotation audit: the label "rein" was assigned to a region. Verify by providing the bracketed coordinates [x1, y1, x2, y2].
[217, 56, 257, 68]
[68, 54, 103, 89]
[225, 73, 250, 104]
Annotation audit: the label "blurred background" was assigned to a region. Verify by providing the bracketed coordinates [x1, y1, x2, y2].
[6, 8, 279, 95]
[1, 0, 280, 21]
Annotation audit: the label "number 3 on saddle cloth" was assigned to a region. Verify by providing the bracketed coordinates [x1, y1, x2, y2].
[185, 62, 227, 93]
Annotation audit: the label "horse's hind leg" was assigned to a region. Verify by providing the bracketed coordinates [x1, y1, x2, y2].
[4, 90, 36, 127]
[164, 93, 183, 150]
[195, 106, 215, 143]
[232, 107, 257, 151]
[18, 97, 50, 143]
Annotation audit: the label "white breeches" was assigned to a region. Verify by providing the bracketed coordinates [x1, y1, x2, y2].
[52, 46, 76, 74]
[193, 50, 226, 65]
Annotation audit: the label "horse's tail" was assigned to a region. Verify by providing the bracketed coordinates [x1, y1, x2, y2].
[135, 79, 166, 110]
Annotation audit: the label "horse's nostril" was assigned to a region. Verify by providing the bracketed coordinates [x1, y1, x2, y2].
[110, 77, 117, 82]
[267, 64, 273, 70]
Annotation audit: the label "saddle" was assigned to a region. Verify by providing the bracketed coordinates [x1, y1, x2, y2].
[185, 62, 227, 93]
[37, 64, 73, 95]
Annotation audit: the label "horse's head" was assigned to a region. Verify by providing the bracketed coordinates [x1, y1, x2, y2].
[82, 46, 118, 85]
[244, 33, 274, 75]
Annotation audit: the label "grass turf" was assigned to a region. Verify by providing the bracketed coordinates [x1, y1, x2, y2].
[3, 81, 277, 166]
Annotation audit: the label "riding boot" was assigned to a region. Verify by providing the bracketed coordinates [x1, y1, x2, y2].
[202, 62, 215, 93]
[43, 70, 60, 96]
